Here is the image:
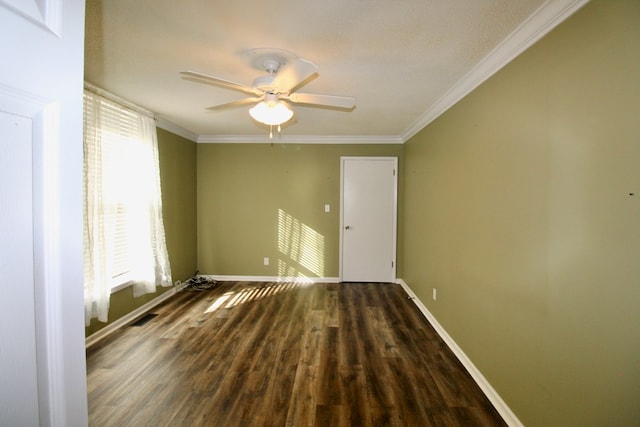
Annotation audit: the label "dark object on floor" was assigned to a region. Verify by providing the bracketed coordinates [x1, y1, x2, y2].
[185, 275, 217, 291]
[129, 313, 158, 327]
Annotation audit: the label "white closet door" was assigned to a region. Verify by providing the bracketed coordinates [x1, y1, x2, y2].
[341, 157, 397, 283]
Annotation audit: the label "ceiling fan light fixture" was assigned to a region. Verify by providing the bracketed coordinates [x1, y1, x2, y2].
[249, 98, 294, 126]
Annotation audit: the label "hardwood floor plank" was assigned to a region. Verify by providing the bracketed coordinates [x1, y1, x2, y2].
[366, 306, 400, 358]
[317, 326, 341, 406]
[339, 367, 368, 426]
[384, 355, 435, 426]
[325, 287, 340, 328]
[285, 308, 323, 427]
[87, 282, 507, 427]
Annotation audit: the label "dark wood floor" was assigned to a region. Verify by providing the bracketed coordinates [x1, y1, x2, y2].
[86, 281, 506, 426]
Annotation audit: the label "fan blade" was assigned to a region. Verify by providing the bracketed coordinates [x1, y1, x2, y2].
[287, 92, 356, 109]
[272, 59, 318, 93]
[180, 71, 260, 96]
[206, 97, 263, 111]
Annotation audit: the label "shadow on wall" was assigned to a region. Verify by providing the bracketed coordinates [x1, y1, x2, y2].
[201, 209, 326, 316]
[277, 208, 325, 279]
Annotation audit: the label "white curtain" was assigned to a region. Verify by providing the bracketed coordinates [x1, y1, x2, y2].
[83, 89, 172, 325]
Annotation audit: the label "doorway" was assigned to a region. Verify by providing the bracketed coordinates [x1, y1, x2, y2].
[340, 157, 398, 283]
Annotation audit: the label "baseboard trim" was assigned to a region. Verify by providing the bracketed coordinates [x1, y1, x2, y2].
[206, 275, 341, 284]
[395, 279, 523, 427]
[85, 282, 187, 348]
[86, 275, 520, 424]
[85, 276, 339, 348]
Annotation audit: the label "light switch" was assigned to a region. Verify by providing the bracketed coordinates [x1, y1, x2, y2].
[324, 204, 330, 213]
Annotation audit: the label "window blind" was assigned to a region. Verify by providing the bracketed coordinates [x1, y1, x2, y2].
[83, 93, 142, 289]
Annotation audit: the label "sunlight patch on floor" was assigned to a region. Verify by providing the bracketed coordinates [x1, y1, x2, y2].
[204, 282, 304, 314]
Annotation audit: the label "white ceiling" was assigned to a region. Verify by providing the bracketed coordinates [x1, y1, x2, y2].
[84, 0, 587, 143]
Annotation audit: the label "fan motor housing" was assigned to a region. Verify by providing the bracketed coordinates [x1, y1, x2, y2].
[253, 74, 280, 94]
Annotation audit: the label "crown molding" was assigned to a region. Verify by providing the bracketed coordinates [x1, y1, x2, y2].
[155, 116, 199, 142]
[85, 81, 155, 118]
[401, 0, 590, 142]
[196, 133, 404, 144]
[125, 0, 589, 145]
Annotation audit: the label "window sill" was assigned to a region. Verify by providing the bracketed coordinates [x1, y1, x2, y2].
[111, 280, 134, 294]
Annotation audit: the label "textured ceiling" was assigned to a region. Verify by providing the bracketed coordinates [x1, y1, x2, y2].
[84, 0, 586, 142]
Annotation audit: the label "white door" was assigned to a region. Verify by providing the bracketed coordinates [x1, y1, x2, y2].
[0, 2, 87, 426]
[340, 157, 397, 283]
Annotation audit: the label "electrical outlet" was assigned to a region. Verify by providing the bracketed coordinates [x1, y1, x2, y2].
[324, 204, 330, 213]
[433, 288, 437, 301]
[264, 257, 269, 266]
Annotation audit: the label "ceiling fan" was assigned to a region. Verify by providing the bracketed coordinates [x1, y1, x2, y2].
[180, 48, 356, 137]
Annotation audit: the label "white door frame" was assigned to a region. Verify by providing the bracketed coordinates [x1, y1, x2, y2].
[339, 156, 398, 282]
[0, 1, 88, 425]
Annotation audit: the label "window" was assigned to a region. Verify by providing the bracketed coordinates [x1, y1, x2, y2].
[83, 88, 172, 325]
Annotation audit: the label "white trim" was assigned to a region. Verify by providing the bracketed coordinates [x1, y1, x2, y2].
[401, 0, 589, 142]
[0, 83, 80, 427]
[0, 82, 48, 116]
[86, 276, 339, 347]
[0, 0, 63, 36]
[83, 1, 587, 146]
[155, 115, 199, 142]
[110, 279, 134, 294]
[35, 101, 67, 426]
[87, 273, 522, 426]
[197, 134, 404, 144]
[157, 0, 586, 145]
[396, 278, 524, 427]
[206, 275, 341, 284]
[83, 82, 155, 118]
[85, 282, 187, 348]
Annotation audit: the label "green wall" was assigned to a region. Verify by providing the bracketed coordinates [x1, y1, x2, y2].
[197, 143, 404, 278]
[85, 1, 640, 424]
[85, 128, 197, 336]
[158, 128, 198, 282]
[402, 1, 640, 425]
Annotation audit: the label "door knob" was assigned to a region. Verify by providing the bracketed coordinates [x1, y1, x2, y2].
[345, 225, 350, 230]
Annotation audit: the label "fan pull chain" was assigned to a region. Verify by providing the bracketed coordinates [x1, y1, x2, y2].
[268, 124, 283, 140]
[267, 124, 284, 141]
